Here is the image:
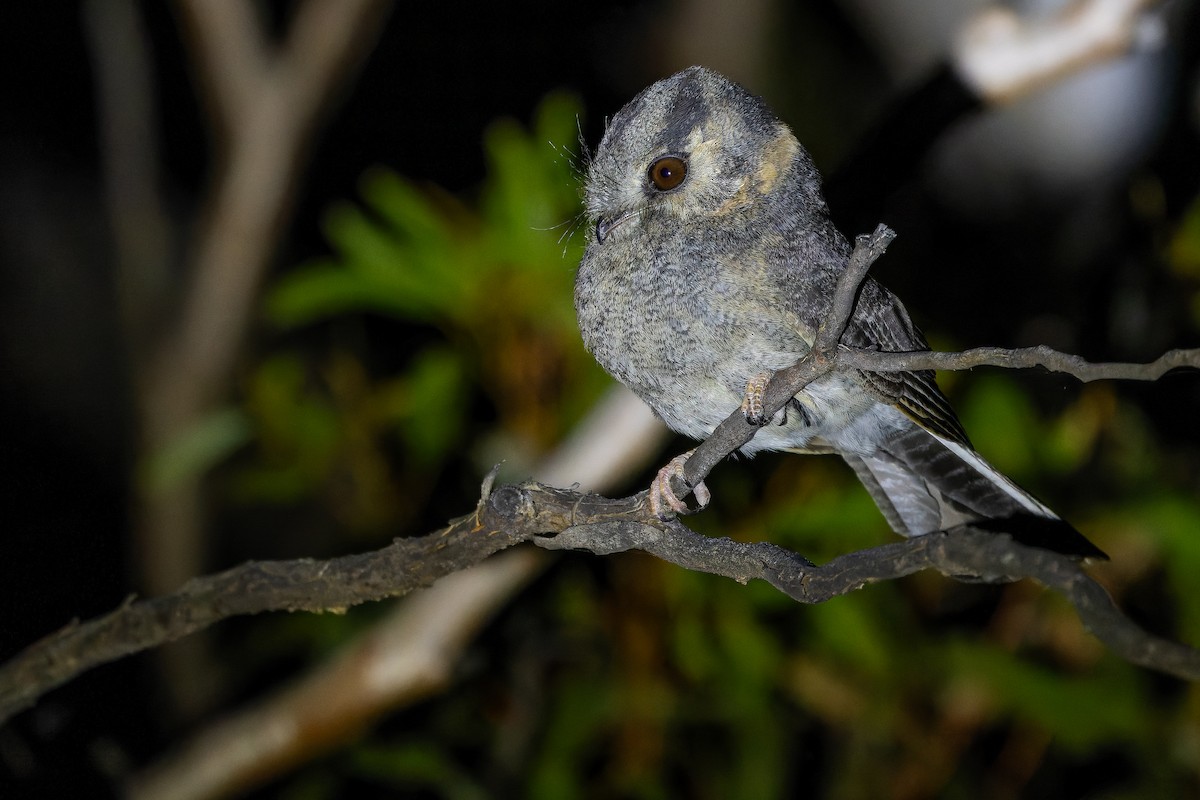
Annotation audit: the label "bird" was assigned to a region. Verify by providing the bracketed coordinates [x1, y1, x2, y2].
[573, 66, 1105, 559]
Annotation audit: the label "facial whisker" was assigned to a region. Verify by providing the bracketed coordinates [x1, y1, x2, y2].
[557, 212, 589, 257]
[576, 114, 593, 173]
[532, 218, 574, 233]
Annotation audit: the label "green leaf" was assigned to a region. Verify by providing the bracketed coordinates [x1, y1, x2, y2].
[528, 676, 616, 799]
[1168, 194, 1200, 278]
[349, 741, 487, 800]
[141, 407, 251, 492]
[959, 375, 1042, 477]
[361, 168, 453, 248]
[392, 347, 468, 465]
[945, 641, 1148, 751]
[714, 594, 782, 687]
[480, 93, 587, 270]
[1127, 495, 1200, 641]
[807, 593, 894, 680]
[266, 259, 397, 327]
[326, 201, 456, 318]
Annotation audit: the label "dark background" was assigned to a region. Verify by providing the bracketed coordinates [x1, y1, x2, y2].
[2, 1, 1199, 797]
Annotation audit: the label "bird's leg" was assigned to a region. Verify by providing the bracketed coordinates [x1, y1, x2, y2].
[742, 370, 782, 426]
[649, 449, 711, 519]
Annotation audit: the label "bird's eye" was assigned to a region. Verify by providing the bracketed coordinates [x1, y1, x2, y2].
[648, 156, 688, 191]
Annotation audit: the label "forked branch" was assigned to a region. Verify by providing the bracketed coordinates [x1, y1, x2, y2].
[2, 226, 1197, 727]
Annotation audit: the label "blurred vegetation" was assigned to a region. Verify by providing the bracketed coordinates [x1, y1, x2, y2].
[212, 94, 1200, 798]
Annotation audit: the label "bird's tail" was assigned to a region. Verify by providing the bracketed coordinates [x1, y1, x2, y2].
[842, 423, 1106, 559]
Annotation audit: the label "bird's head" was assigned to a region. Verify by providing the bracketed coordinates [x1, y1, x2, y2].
[584, 66, 809, 244]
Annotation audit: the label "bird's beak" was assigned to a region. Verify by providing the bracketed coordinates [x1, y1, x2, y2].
[595, 216, 615, 244]
[595, 211, 634, 244]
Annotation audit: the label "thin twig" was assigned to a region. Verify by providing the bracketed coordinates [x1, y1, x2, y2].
[842, 343, 1200, 381]
[678, 224, 897, 492]
[814, 225, 899, 354]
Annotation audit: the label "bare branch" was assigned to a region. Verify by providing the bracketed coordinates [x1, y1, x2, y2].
[0, 481, 599, 725]
[672, 225, 1196, 502]
[152, 0, 391, 426]
[279, 0, 393, 123]
[5, 477, 1197, 728]
[172, 0, 269, 132]
[954, 0, 1163, 104]
[814, 225, 899, 354]
[124, 389, 668, 798]
[678, 224, 897, 492]
[842, 343, 1200, 382]
[125, 552, 539, 800]
[82, 0, 172, 369]
[133, 1, 391, 710]
[538, 517, 1200, 679]
[5, 228, 1195, 739]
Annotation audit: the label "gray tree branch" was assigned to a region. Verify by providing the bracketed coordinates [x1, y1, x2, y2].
[3, 226, 1197, 729]
[676, 225, 898, 494]
[537, 518, 1200, 678]
[4, 473, 1198, 727]
[133, 0, 391, 715]
[125, 389, 666, 800]
[673, 224, 1198, 502]
[843, 343, 1200, 382]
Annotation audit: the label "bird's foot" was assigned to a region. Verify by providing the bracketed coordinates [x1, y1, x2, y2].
[648, 449, 711, 519]
[742, 371, 786, 426]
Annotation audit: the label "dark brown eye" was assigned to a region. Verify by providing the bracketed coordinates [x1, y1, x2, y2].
[648, 156, 688, 191]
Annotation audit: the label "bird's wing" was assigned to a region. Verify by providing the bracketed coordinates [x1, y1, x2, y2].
[841, 421, 1107, 558]
[841, 278, 971, 447]
[826, 283, 1106, 559]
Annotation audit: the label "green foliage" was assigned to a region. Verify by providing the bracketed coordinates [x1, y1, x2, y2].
[267, 92, 585, 335]
[942, 642, 1150, 751]
[1170, 194, 1200, 278]
[232, 354, 341, 503]
[348, 741, 489, 799]
[141, 407, 252, 493]
[958, 375, 1043, 477]
[233, 93, 605, 535]
[1125, 495, 1200, 643]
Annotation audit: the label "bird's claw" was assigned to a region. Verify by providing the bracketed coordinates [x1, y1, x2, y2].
[649, 450, 711, 519]
[741, 371, 775, 426]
